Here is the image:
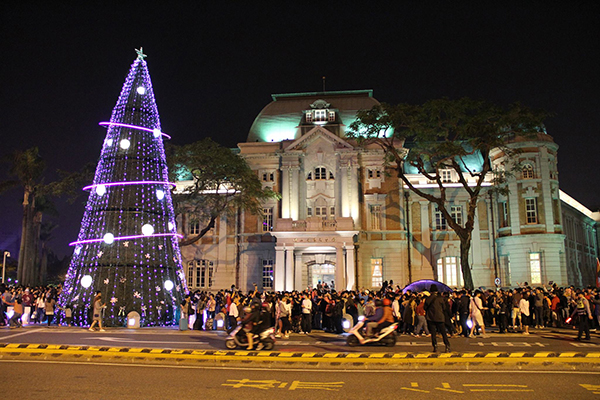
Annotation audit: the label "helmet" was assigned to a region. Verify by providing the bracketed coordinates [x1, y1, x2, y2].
[383, 298, 391, 306]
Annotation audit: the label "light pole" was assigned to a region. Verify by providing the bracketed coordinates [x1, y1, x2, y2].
[2, 251, 10, 284]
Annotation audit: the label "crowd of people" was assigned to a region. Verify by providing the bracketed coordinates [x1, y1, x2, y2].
[0, 284, 62, 328]
[181, 282, 600, 349]
[2, 281, 599, 346]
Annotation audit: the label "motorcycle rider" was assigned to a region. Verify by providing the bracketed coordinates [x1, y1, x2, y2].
[240, 302, 261, 350]
[364, 298, 394, 342]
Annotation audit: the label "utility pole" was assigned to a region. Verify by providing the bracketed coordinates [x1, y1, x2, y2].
[2, 251, 10, 283]
[404, 190, 412, 283]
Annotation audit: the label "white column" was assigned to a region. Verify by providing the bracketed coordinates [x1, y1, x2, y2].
[335, 246, 345, 290]
[420, 201, 431, 267]
[294, 252, 303, 290]
[345, 244, 355, 290]
[274, 246, 285, 291]
[285, 247, 294, 291]
[281, 167, 290, 219]
[341, 165, 350, 217]
[349, 163, 359, 224]
[290, 167, 299, 221]
[472, 201, 482, 269]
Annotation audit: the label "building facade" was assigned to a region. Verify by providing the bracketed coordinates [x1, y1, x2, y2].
[178, 90, 599, 292]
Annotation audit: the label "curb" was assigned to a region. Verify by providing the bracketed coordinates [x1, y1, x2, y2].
[1, 343, 600, 365]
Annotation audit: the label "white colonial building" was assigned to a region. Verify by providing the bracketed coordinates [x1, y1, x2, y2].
[178, 90, 599, 292]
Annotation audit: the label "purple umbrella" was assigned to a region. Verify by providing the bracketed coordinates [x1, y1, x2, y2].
[402, 279, 453, 294]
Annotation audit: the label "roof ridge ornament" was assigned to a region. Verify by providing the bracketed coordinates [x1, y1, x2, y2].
[135, 47, 147, 60]
[310, 99, 331, 109]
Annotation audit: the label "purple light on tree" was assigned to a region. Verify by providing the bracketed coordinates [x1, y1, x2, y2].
[58, 48, 187, 327]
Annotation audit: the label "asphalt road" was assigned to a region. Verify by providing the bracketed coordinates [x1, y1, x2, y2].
[2, 359, 599, 399]
[0, 324, 598, 354]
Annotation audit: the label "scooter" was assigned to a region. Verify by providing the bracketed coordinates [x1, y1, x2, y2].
[225, 324, 276, 350]
[346, 321, 398, 347]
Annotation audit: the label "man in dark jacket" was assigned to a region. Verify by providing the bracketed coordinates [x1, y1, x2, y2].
[424, 284, 451, 353]
[457, 290, 471, 337]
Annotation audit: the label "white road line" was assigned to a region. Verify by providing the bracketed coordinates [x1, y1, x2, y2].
[0, 328, 45, 340]
[2, 359, 600, 374]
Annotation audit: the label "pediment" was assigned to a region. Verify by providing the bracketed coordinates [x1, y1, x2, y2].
[284, 126, 354, 152]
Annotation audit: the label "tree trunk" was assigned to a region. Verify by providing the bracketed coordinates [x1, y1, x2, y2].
[459, 236, 474, 290]
[18, 192, 35, 285]
[40, 242, 48, 284]
[29, 211, 43, 285]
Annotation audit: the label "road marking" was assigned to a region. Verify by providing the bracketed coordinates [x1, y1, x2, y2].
[82, 337, 208, 345]
[470, 342, 547, 347]
[436, 382, 464, 394]
[0, 328, 44, 340]
[3, 359, 600, 374]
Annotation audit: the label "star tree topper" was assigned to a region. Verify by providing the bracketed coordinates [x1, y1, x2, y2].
[135, 47, 147, 60]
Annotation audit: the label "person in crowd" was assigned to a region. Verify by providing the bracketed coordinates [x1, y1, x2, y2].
[424, 284, 451, 353]
[301, 292, 312, 334]
[519, 290, 531, 335]
[469, 291, 487, 337]
[572, 292, 593, 341]
[88, 291, 105, 332]
[45, 292, 56, 327]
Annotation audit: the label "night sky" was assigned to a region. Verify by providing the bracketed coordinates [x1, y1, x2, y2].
[1, 2, 598, 258]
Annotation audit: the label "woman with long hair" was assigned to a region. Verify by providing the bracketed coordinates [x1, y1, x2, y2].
[88, 291, 105, 332]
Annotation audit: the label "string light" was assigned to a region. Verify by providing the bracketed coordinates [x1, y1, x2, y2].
[58, 51, 187, 328]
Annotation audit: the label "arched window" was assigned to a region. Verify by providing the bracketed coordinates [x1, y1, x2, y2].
[522, 163, 534, 179]
[307, 167, 334, 180]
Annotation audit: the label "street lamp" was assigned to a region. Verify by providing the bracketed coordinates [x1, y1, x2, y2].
[2, 251, 10, 284]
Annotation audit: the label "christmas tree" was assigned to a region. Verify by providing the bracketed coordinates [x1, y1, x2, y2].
[59, 49, 187, 327]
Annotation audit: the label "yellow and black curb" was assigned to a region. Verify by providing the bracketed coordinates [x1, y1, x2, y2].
[1, 343, 600, 367]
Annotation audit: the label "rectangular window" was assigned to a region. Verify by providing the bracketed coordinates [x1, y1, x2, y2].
[262, 259, 274, 289]
[451, 205, 462, 226]
[441, 169, 452, 183]
[261, 172, 274, 182]
[437, 257, 462, 287]
[530, 252, 542, 284]
[305, 112, 312, 122]
[187, 262, 194, 285]
[371, 258, 383, 288]
[499, 202, 509, 228]
[314, 109, 327, 121]
[315, 206, 327, 219]
[525, 198, 538, 224]
[189, 218, 200, 235]
[330, 206, 335, 219]
[188, 260, 214, 288]
[196, 266, 202, 287]
[370, 205, 382, 230]
[368, 169, 381, 179]
[307, 207, 312, 217]
[328, 111, 336, 121]
[434, 206, 447, 230]
[262, 207, 273, 232]
[315, 167, 326, 180]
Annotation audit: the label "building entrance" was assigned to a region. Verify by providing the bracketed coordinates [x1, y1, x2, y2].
[310, 263, 336, 290]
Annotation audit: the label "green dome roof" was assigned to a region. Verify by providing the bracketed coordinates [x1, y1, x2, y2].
[246, 90, 380, 143]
